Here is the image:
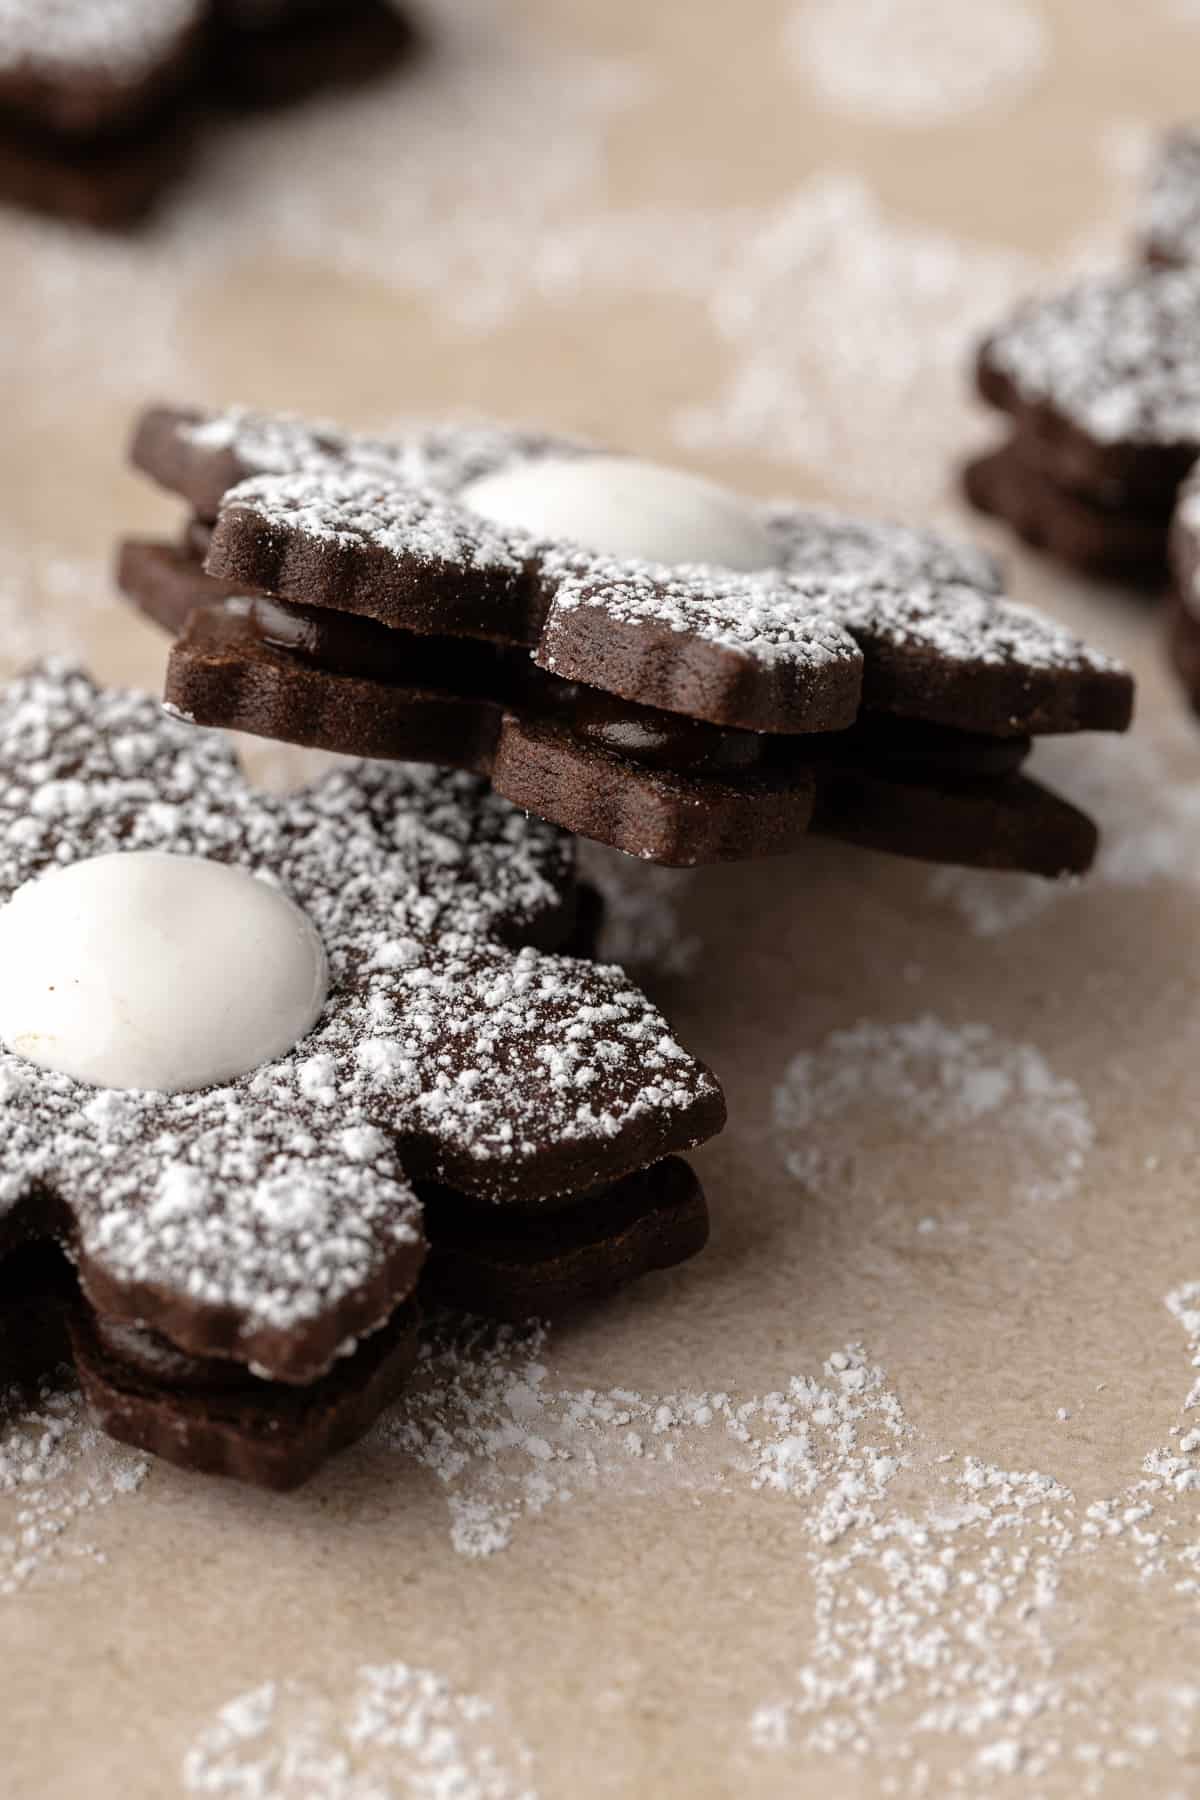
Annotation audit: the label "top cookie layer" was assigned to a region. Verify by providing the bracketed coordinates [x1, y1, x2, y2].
[979, 268, 1200, 454]
[134, 405, 1131, 739]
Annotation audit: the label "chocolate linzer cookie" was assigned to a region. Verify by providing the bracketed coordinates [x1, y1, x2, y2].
[121, 405, 1131, 874]
[0, 0, 414, 225]
[971, 268, 1200, 564]
[963, 440, 1171, 584]
[0, 665, 723, 1486]
[1141, 127, 1200, 269]
[120, 541, 1107, 873]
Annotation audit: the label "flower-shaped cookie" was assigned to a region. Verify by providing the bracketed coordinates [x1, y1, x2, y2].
[137, 405, 1132, 742]
[0, 666, 724, 1392]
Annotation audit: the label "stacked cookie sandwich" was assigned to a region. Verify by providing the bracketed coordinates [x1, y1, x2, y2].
[120, 402, 1134, 881]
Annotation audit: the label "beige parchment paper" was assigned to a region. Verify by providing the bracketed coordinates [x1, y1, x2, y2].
[4, 1, 1200, 1794]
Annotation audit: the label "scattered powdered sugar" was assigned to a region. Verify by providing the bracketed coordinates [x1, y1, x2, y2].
[379, 1318, 907, 1558]
[0, 1377, 148, 1597]
[773, 1015, 1093, 1208]
[0, 0, 200, 80]
[344, 1277, 1200, 1788]
[182, 1662, 537, 1799]
[674, 175, 1042, 511]
[931, 726, 1200, 935]
[981, 266, 1200, 445]
[174, 0, 649, 334]
[747, 1277, 1200, 1789]
[784, 0, 1048, 127]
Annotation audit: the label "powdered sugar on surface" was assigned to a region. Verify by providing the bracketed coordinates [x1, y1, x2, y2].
[0, 1377, 148, 1598]
[741, 1276, 1200, 1791]
[773, 1015, 1094, 1209]
[356, 1278, 1200, 1790]
[182, 1662, 537, 1799]
[784, 0, 1049, 127]
[378, 1318, 908, 1559]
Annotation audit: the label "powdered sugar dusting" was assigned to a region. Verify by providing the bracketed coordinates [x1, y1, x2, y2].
[380, 1319, 908, 1559]
[747, 1277, 1200, 1789]
[773, 1015, 1093, 1207]
[675, 174, 1041, 511]
[341, 1274, 1200, 1789]
[223, 467, 526, 581]
[785, 0, 1048, 126]
[0, 1377, 148, 1597]
[182, 1663, 537, 1799]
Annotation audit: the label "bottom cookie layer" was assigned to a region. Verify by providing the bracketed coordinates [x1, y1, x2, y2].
[421, 1157, 710, 1320]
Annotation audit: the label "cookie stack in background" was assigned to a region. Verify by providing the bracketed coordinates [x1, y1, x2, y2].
[0, 0, 415, 226]
[964, 265, 1200, 586]
[119, 402, 1134, 885]
[964, 126, 1200, 716]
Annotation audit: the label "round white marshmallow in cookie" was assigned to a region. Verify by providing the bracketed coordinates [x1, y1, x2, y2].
[0, 851, 328, 1093]
[459, 455, 775, 571]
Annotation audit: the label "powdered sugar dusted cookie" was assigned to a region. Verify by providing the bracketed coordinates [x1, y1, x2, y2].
[121, 404, 1133, 874]
[0, 665, 723, 1485]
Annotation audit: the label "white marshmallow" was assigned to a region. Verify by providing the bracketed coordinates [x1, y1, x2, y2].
[0, 852, 328, 1093]
[459, 455, 774, 571]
